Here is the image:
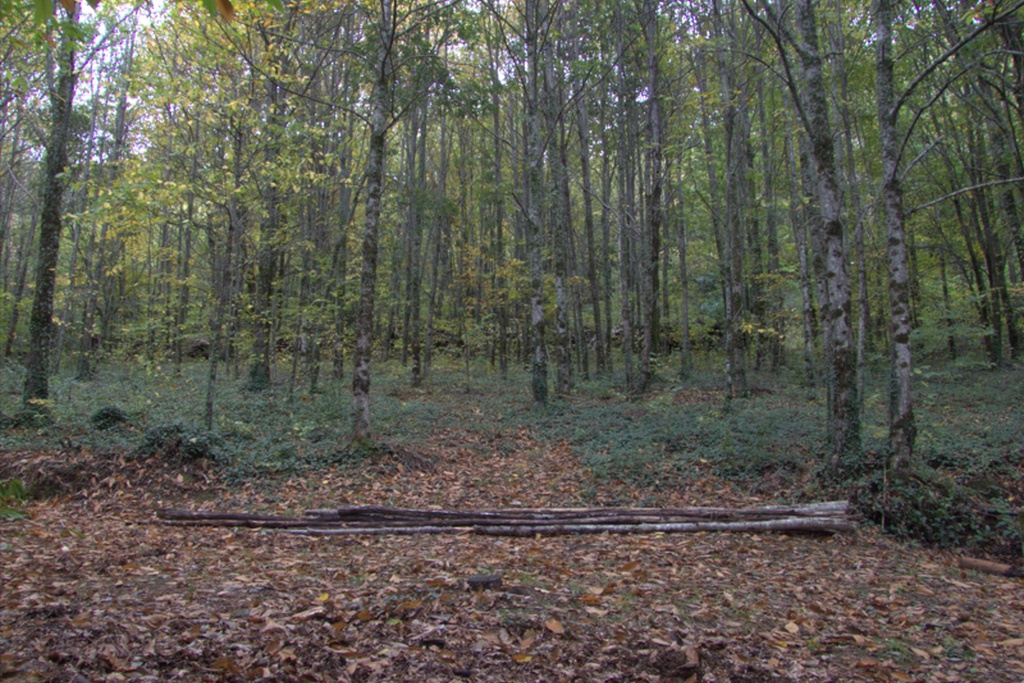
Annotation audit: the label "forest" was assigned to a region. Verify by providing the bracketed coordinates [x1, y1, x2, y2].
[2, 0, 1024, 680]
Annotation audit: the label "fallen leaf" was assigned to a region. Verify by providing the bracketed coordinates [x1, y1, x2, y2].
[211, 657, 241, 674]
[545, 617, 565, 635]
[290, 606, 326, 622]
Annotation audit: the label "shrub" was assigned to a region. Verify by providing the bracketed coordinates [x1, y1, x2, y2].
[8, 409, 53, 429]
[90, 405, 129, 430]
[852, 465, 1002, 550]
[138, 423, 222, 462]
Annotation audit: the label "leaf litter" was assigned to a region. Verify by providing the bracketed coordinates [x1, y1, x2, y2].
[2, 431, 1024, 682]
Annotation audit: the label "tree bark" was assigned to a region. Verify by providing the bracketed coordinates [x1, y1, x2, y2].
[875, 0, 916, 472]
[524, 0, 548, 405]
[23, 24, 77, 410]
[639, 0, 663, 395]
[791, 0, 860, 470]
[351, 0, 394, 441]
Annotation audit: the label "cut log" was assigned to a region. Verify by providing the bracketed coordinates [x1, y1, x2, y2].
[959, 556, 1023, 577]
[157, 501, 853, 537]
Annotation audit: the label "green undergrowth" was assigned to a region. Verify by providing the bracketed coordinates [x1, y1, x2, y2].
[851, 365, 1024, 555]
[1, 357, 1022, 555]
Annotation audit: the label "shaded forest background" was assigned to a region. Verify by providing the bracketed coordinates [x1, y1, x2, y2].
[1, 0, 1023, 486]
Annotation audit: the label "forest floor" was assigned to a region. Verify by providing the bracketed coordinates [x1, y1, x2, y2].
[3, 421, 1024, 683]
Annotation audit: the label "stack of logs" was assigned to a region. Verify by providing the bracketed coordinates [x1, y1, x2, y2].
[157, 500, 855, 536]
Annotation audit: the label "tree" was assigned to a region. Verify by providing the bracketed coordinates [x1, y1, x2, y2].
[746, 0, 860, 471]
[875, 0, 915, 472]
[22, 5, 79, 410]
[351, 0, 457, 440]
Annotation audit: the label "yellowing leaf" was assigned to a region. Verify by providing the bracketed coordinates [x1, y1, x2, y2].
[215, 0, 235, 21]
[512, 653, 532, 663]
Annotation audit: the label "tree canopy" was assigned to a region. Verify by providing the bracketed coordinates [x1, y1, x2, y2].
[2, 0, 1023, 476]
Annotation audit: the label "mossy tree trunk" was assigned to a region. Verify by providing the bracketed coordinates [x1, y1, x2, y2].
[791, 0, 860, 471]
[23, 22, 77, 411]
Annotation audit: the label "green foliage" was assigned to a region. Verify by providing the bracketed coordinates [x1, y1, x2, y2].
[137, 423, 223, 462]
[535, 372, 819, 489]
[8, 407, 55, 429]
[852, 465, 1001, 550]
[0, 478, 29, 520]
[2, 357, 1022, 557]
[89, 405, 129, 430]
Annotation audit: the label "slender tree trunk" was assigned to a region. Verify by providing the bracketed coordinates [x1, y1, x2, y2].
[351, 1, 393, 440]
[639, 0, 663, 394]
[424, 111, 449, 380]
[524, 0, 548, 405]
[599, 95, 614, 374]
[206, 120, 245, 429]
[782, 116, 815, 393]
[831, 0, 869, 401]
[718, 31, 749, 402]
[248, 77, 283, 391]
[542, 25, 572, 396]
[575, 67, 605, 375]
[939, 250, 957, 360]
[988, 109, 1023, 359]
[4, 207, 38, 359]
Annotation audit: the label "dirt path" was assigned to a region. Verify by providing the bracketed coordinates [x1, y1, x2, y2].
[2, 434, 1022, 682]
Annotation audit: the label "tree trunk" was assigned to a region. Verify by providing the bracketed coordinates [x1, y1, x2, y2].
[875, 0, 916, 472]
[351, 0, 393, 441]
[574, 63, 605, 375]
[792, 0, 860, 471]
[23, 27, 77, 410]
[716, 18, 750, 402]
[248, 76, 284, 391]
[639, 0, 663, 395]
[524, 0, 548, 405]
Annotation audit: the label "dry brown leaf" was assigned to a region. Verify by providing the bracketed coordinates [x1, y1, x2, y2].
[545, 617, 565, 635]
[290, 606, 326, 622]
[211, 656, 241, 674]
